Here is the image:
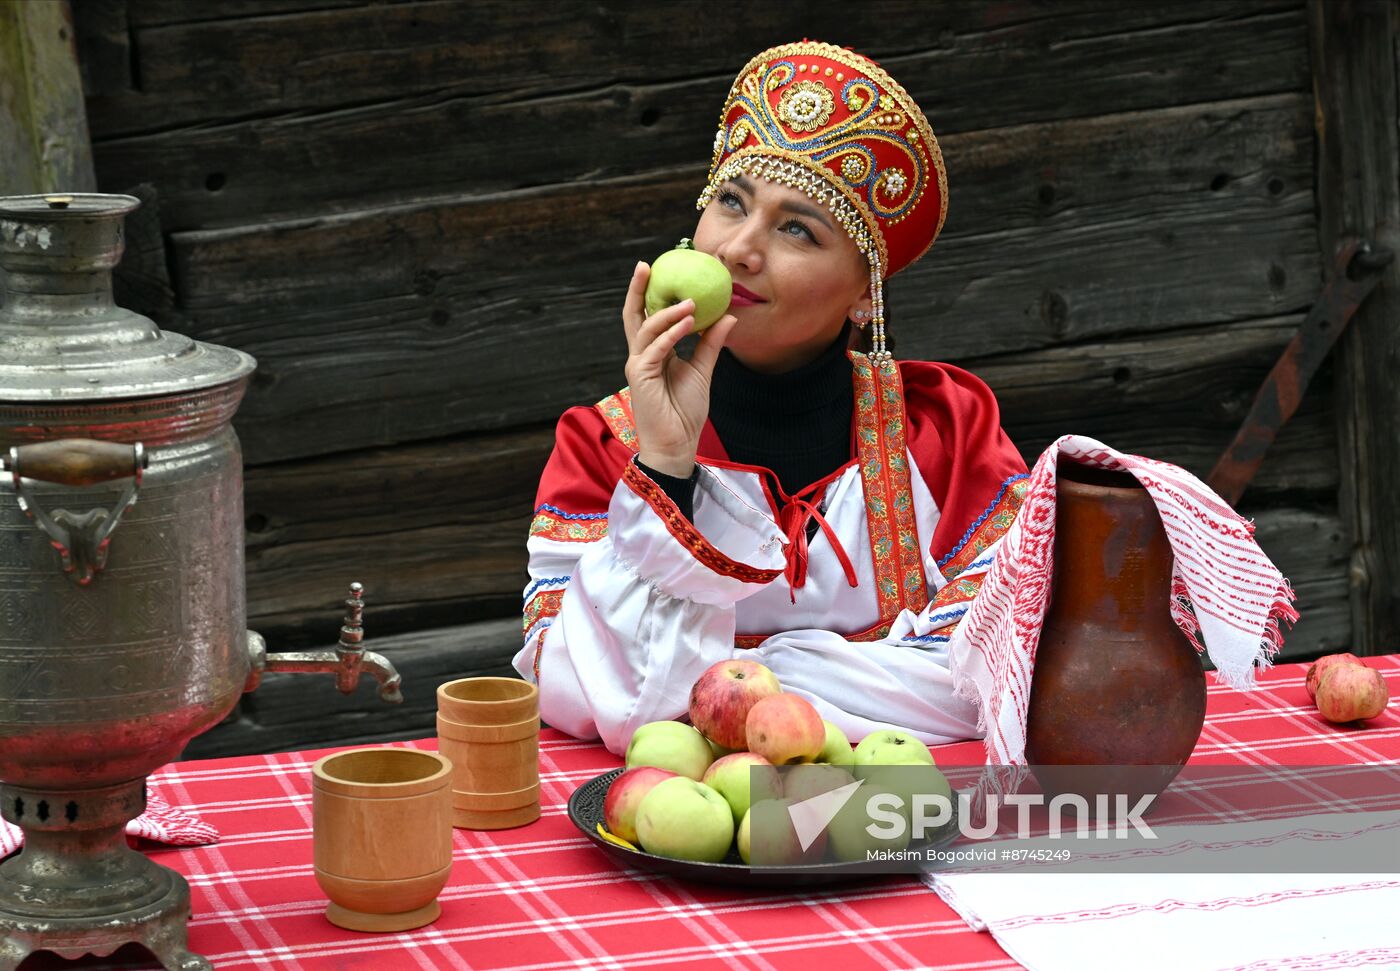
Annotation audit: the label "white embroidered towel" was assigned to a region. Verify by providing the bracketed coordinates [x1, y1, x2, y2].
[924, 810, 1400, 971]
[947, 435, 1298, 776]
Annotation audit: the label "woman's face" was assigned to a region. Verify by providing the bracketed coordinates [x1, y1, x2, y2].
[692, 175, 871, 374]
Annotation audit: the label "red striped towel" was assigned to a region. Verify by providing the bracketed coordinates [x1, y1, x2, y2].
[949, 435, 1298, 776]
[0, 786, 218, 857]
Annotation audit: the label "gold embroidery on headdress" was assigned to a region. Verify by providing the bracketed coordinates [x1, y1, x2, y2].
[778, 80, 835, 132]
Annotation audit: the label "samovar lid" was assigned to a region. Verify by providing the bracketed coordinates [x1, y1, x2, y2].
[0, 193, 255, 401]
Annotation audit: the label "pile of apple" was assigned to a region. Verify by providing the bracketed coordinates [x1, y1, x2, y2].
[600, 659, 950, 866]
[1306, 653, 1390, 724]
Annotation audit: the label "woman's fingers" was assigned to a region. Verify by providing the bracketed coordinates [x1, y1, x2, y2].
[689, 314, 737, 377]
[631, 316, 694, 377]
[630, 297, 695, 358]
[622, 261, 650, 347]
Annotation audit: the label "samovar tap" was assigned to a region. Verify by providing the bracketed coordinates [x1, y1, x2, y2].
[243, 583, 404, 703]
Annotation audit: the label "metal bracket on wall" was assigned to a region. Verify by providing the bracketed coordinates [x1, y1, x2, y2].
[1207, 237, 1394, 507]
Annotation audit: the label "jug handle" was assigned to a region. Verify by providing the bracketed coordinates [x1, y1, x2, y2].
[2, 440, 146, 585]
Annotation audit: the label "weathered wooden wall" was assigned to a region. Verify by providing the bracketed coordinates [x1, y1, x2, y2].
[63, 0, 1354, 756]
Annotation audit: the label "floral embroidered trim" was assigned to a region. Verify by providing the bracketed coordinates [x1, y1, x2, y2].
[851, 351, 927, 620]
[595, 388, 639, 453]
[522, 589, 564, 640]
[524, 575, 570, 600]
[622, 462, 783, 585]
[735, 616, 892, 651]
[937, 474, 1030, 581]
[530, 506, 608, 543]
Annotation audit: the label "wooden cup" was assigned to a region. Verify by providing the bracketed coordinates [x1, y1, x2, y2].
[311, 748, 454, 932]
[436, 677, 541, 830]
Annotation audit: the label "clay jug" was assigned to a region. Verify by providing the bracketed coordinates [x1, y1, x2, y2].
[1024, 461, 1206, 807]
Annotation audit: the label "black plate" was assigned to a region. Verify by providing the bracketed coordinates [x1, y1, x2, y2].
[567, 767, 961, 888]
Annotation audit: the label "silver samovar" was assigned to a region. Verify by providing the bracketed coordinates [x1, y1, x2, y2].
[0, 194, 405, 970]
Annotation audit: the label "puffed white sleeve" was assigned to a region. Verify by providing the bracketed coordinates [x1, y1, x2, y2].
[513, 459, 786, 754]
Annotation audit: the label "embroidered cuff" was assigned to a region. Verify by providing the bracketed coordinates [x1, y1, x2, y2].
[635, 460, 697, 522]
[612, 460, 785, 604]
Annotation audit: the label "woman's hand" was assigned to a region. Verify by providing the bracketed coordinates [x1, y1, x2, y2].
[623, 261, 738, 479]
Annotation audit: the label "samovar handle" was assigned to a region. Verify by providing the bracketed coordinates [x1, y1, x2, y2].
[1, 439, 146, 586]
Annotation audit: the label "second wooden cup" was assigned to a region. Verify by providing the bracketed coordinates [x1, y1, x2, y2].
[436, 677, 540, 829]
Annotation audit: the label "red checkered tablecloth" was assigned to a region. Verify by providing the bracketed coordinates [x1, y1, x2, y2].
[16, 656, 1400, 971]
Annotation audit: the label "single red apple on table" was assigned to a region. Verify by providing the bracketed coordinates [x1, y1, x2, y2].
[689, 659, 782, 751]
[1315, 664, 1389, 724]
[746, 693, 825, 766]
[604, 766, 678, 845]
[1306, 653, 1364, 699]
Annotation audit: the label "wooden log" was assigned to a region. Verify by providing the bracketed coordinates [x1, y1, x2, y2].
[1309, 0, 1400, 657]
[0, 0, 94, 194]
[87, 0, 1304, 140]
[183, 618, 522, 759]
[239, 315, 1337, 647]
[169, 94, 1317, 465]
[243, 426, 554, 643]
[88, 18, 1310, 230]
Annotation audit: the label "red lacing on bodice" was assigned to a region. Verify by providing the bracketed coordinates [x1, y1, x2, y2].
[776, 481, 858, 602]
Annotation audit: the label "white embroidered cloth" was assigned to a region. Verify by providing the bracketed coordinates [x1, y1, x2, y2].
[948, 435, 1298, 776]
[924, 811, 1400, 971]
[0, 786, 218, 857]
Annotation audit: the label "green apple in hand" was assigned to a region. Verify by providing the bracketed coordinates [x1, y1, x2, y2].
[644, 239, 732, 333]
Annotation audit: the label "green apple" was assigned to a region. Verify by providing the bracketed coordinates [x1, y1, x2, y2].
[816, 720, 855, 765]
[625, 720, 714, 781]
[635, 776, 735, 863]
[701, 752, 781, 825]
[853, 730, 949, 825]
[706, 736, 736, 760]
[852, 729, 936, 775]
[644, 239, 732, 333]
[603, 766, 678, 845]
[782, 763, 855, 805]
[739, 797, 827, 866]
[826, 782, 912, 862]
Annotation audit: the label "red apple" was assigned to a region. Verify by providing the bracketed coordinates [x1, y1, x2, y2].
[603, 766, 678, 845]
[745, 694, 825, 766]
[1306, 653, 1364, 699]
[689, 659, 782, 750]
[1315, 664, 1389, 724]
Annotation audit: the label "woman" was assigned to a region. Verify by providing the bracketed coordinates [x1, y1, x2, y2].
[514, 41, 1028, 754]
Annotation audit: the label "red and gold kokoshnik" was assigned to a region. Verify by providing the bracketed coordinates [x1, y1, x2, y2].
[697, 41, 948, 280]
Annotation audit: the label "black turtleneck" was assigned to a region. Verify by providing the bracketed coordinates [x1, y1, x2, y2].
[636, 322, 855, 521]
